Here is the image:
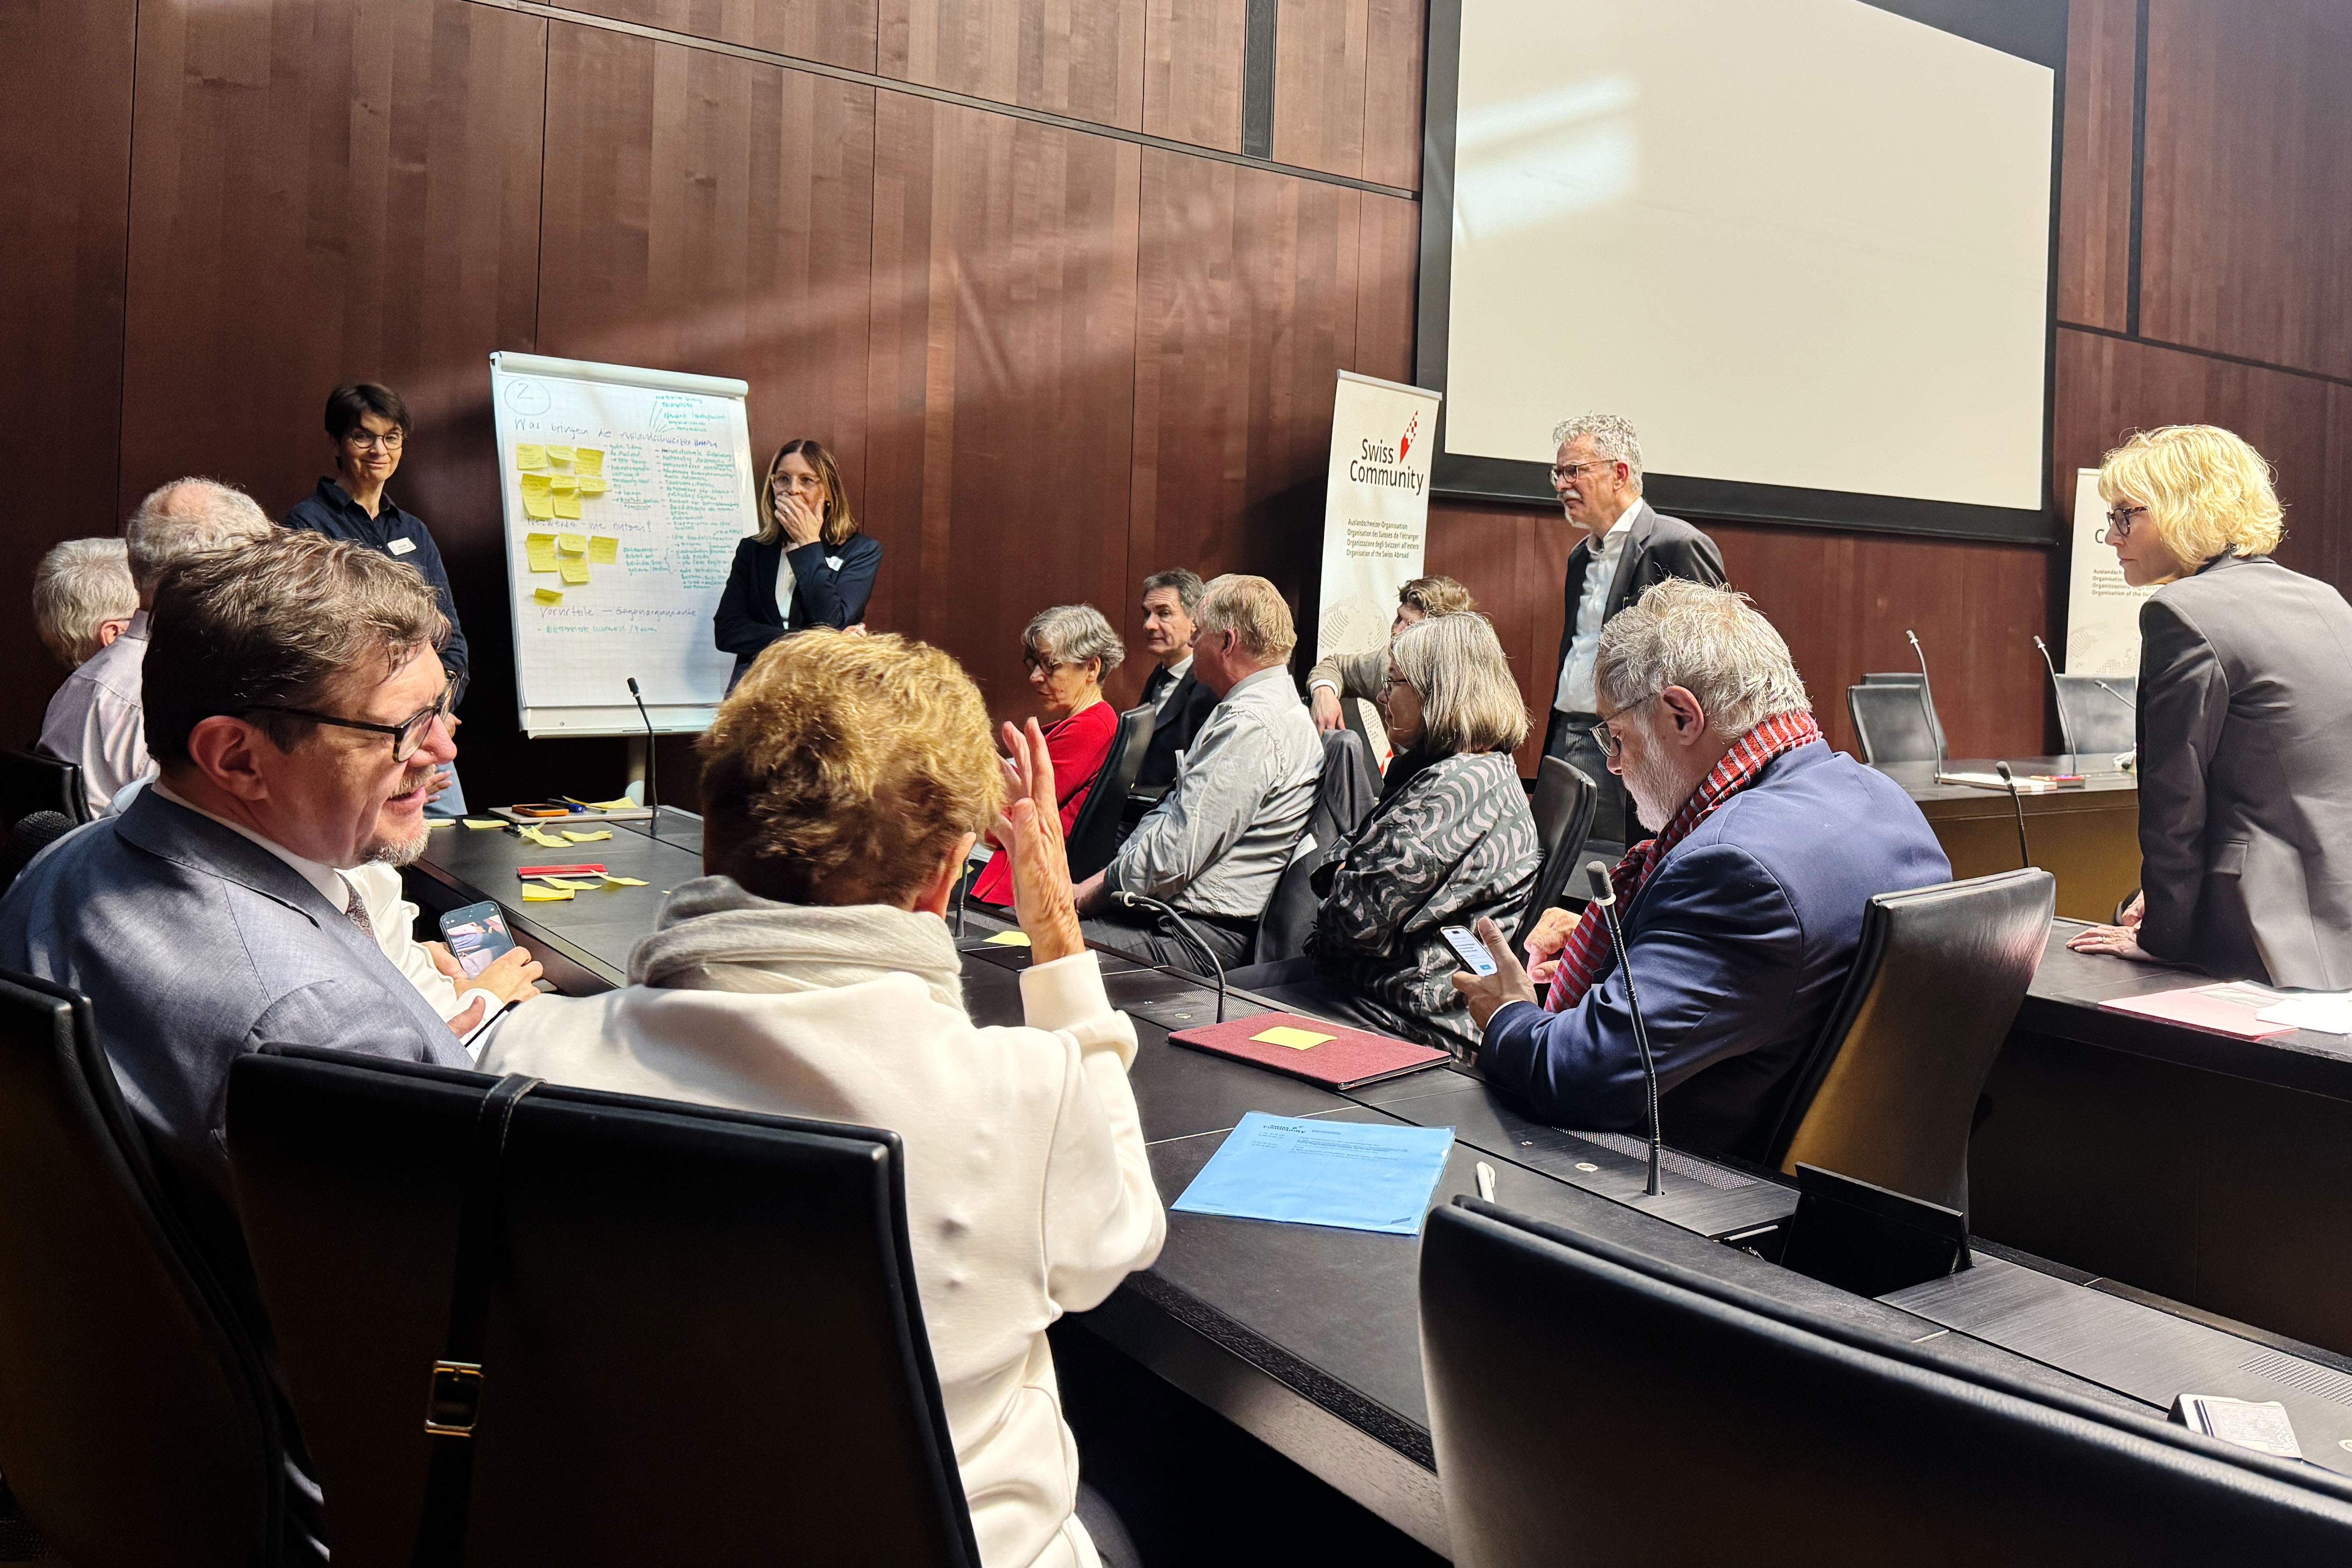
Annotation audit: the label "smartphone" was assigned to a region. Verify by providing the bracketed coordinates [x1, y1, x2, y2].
[438, 900, 517, 979]
[1442, 924, 1498, 977]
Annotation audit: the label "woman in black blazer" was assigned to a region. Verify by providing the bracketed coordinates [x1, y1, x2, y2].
[713, 438, 883, 687]
[2068, 424, 2352, 988]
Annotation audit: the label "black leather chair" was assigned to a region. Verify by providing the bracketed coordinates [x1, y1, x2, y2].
[1064, 702, 1155, 883]
[1759, 869, 2054, 1218]
[1507, 756, 1598, 965]
[225, 1048, 980, 1568]
[1419, 1199, 2352, 1567]
[0, 745, 91, 826]
[2051, 672, 2138, 756]
[0, 970, 287, 1567]
[1846, 682, 1943, 766]
[1249, 729, 1380, 964]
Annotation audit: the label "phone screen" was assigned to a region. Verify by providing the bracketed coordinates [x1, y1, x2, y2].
[438, 901, 516, 978]
[1442, 924, 1498, 977]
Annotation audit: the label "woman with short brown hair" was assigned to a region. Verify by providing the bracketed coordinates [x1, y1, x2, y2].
[712, 438, 884, 688]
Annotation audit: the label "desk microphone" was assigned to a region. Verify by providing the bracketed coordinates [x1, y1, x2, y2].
[2032, 635, 2077, 755]
[1905, 629, 1945, 769]
[1585, 861, 1662, 1197]
[1994, 761, 2032, 870]
[626, 676, 661, 844]
[1113, 890, 1227, 1022]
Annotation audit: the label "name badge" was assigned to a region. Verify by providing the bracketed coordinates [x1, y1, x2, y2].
[388, 537, 417, 557]
[825, 554, 845, 572]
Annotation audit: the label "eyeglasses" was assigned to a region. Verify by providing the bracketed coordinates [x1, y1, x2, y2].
[1587, 693, 1660, 762]
[344, 429, 404, 451]
[2105, 505, 2146, 538]
[235, 680, 456, 762]
[1550, 458, 1615, 483]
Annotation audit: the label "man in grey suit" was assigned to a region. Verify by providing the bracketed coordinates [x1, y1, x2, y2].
[1, 530, 512, 1214]
[1544, 413, 1728, 845]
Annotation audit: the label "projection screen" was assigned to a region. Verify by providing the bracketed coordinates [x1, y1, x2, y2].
[1418, 0, 2064, 540]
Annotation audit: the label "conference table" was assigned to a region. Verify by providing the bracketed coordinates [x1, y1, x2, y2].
[1874, 755, 2138, 923]
[407, 813, 2352, 1558]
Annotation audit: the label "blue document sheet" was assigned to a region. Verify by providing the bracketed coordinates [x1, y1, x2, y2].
[1171, 1113, 1456, 1236]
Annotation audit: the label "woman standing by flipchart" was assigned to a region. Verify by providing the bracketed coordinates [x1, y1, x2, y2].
[713, 438, 883, 690]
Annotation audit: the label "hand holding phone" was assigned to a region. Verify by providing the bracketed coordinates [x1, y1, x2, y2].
[438, 900, 518, 979]
[1442, 924, 1499, 977]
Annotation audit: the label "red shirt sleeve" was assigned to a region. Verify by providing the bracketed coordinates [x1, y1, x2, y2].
[969, 700, 1121, 907]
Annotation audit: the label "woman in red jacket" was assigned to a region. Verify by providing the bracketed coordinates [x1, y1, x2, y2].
[969, 605, 1124, 906]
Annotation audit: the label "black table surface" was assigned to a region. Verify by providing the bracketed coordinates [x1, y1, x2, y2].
[407, 838, 2352, 1535]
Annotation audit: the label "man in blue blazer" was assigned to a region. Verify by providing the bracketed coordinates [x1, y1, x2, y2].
[1455, 582, 1948, 1163]
[0, 532, 499, 1220]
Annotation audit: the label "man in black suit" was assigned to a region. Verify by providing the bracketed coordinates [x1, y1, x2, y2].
[1135, 567, 1218, 788]
[1545, 413, 1728, 845]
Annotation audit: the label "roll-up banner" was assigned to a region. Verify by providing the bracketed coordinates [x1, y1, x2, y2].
[2064, 467, 2157, 676]
[1317, 371, 1445, 755]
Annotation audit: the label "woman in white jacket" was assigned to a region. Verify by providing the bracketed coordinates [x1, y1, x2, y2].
[482, 630, 1164, 1568]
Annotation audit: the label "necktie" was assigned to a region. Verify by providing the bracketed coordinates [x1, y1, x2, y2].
[337, 873, 377, 941]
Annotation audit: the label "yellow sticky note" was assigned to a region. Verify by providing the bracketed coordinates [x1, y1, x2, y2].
[1251, 1024, 1335, 1051]
[526, 531, 556, 549]
[527, 550, 559, 574]
[534, 588, 562, 605]
[535, 876, 596, 890]
[553, 494, 582, 520]
[575, 448, 604, 475]
[547, 445, 576, 464]
[515, 443, 546, 470]
[560, 560, 590, 585]
[565, 796, 637, 811]
[578, 475, 609, 497]
[589, 535, 619, 563]
[601, 874, 649, 887]
[521, 887, 574, 903]
[561, 829, 613, 842]
[549, 474, 578, 494]
[519, 826, 565, 847]
[984, 930, 1032, 947]
[557, 533, 587, 554]
[520, 473, 552, 495]
[462, 818, 506, 830]
[521, 493, 554, 521]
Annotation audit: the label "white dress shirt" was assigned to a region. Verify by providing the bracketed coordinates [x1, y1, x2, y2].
[1556, 512, 1632, 714]
[1144, 652, 1194, 714]
[40, 609, 154, 813]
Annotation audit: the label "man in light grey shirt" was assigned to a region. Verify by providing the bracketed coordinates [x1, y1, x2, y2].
[1076, 574, 1322, 972]
[39, 479, 274, 812]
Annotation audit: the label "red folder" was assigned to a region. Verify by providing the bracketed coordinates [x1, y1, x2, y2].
[2099, 984, 2298, 1040]
[1169, 1012, 1451, 1091]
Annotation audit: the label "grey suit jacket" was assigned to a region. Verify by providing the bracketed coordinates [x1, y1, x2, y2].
[0, 790, 471, 1209]
[2136, 552, 2352, 987]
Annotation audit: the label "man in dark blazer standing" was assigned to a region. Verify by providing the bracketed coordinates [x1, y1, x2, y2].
[1544, 413, 1727, 844]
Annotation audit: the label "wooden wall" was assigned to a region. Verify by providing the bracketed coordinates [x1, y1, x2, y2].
[4, 0, 2350, 802]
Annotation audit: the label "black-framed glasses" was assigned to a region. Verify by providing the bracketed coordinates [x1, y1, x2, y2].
[2105, 505, 2146, 538]
[235, 681, 456, 762]
[1588, 693, 1660, 762]
[344, 428, 404, 451]
[1549, 458, 1615, 484]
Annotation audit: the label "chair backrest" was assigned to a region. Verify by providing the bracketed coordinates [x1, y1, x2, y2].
[225, 1048, 980, 1568]
[1508, 757, 1599, 965]
[1762, 869, 2055, 1217]
[1846, 683, 1943, 766]
[2051, 673, 2138, 756]
[1419, 1200, 2352, 1568]
[0, 970, 282, 1568]
[1, 746, 91, 826]
[1251, 728, 1380, 964]
[1064, 702, 1156, 883]
[0, 810, 79, 895]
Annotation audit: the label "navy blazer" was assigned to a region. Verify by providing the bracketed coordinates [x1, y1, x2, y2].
[1480, 740, 1950, 1162]
[0, 791, 470, 1212]
[1136, 666, 1219, 788]
[284, 478, 470, 695]
[713, 532, 884, 683]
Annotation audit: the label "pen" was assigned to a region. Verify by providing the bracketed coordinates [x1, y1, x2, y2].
[1475, 1161, 1497, 1202]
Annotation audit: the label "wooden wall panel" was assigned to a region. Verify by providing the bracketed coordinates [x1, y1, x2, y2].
[2141, 0, 2352, 376]
[866, 94, 1143, 723]
[1353, 192, 1418, 385]
[1423, 500, 1573, 776]
[1360, 0, 1425, 191]
[1142, 0, 1245, 153]
[553, 0, 878, 72]
[0, 0, 137, 739]
[2056, 0, 2136, 332]
[1129, 150, 1369, 688]
[881, 0, 1145, 131]
[1270, 0, 1367, 179]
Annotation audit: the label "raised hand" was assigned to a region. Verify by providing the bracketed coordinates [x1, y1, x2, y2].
[775, 488, 824, 547]
[994, 718, 1084, 963]
[1519, 904, 1580, 985]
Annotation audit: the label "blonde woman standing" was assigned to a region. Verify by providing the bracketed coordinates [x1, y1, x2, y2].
[713, 438, 883, 688]
[2069, 425, 2352, 988]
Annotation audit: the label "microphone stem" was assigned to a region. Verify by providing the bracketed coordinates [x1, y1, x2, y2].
[1597, 899, 1663, 1197]
[1123, 892, 1226, 1022]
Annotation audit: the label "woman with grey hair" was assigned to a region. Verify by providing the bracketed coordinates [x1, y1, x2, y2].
[1248, 615, 1541, 1053]
[970, 603, 1127, 906]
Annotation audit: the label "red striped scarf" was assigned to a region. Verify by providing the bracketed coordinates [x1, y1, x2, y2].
[1543, 709, 1823, 1012]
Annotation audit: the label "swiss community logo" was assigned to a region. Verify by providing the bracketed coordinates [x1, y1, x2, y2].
[1399, 411, 1420, 462]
